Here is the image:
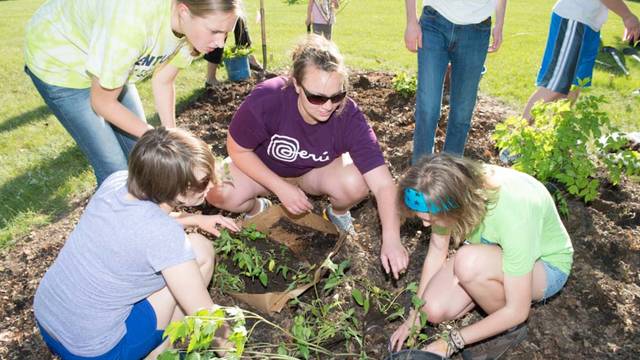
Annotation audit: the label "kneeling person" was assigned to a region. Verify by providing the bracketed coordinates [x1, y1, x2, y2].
[207, 35, 409, 279]
[34, 128, 240, 359]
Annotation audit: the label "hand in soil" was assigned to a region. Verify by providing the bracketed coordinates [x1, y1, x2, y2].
[389, 322, 412, 352]
[380, 239, 409, 279]
[274, 182, 313, 215]
[197, 214, 239, 236]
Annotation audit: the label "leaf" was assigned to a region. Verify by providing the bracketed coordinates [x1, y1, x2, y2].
[259, 272, 268, 287]
[363, 296, 370, 315]
[352, 288, 365, 306]
[268, 259, 276, 272]
[158, 350, 180, 360]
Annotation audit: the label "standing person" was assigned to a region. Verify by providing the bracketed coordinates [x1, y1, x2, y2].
[34, 127, 241, 359]
[206, 35, 410, 279]
[204, 16, 263, 89]
[403, 0, 507, 162]
[522, 0, 640, 121]
[24, 0, 242, 186]
[306, 0, 340, 40]
[389, 154, 573, 358]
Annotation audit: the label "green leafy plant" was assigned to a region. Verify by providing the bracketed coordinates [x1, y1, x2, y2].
[214, 227, 270, 288]
[159, 306, 247, 359]
[392, 71, 417, 98]
[223, 45, 254, 60]
[212, 263, 245, 293]
[493, 93, 640, 202]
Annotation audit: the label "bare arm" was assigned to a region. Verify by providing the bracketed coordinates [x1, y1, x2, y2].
[404, 0, 422, 52]
[489, 0, 507, 52]
[162, 260, 214, 315]
[459, 272, 532, 345]
[363, 165, 409, 279]
[602, 0, 639, 42]
[227, 133, 312, 214]
[306, 0, 314, 26]
[152, 63, 180, 128]
[90, 77, 152, 137]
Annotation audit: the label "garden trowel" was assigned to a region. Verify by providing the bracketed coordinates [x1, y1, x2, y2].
[602, 46, 629, 76]
[623, 47, 640, 64]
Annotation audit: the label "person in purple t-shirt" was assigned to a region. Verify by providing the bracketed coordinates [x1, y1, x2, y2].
[207, 35, 409, 279]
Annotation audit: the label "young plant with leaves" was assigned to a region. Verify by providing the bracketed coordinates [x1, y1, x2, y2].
[494, 92, 640, 203]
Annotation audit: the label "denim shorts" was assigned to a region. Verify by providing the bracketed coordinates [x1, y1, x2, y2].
[37, 299, 164, 360]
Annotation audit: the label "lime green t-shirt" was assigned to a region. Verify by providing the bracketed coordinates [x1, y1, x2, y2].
[467, 166, 574, 276]
[24, 0, 193, 90]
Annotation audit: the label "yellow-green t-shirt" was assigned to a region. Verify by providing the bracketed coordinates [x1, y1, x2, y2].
[24, 0, 193, 90]
[467, 166, 574, 276]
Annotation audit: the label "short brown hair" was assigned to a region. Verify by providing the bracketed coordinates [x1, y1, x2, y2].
[128, 127, 216, 206]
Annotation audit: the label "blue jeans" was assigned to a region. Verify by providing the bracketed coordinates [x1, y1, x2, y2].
[412, 6, 491, 163]
[25, 66, 146, 186]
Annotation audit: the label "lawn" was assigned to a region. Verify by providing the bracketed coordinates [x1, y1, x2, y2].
[1, 0, 639, 249]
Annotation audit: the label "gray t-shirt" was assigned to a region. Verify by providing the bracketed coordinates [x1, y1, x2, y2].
[34, 171, 195, 356]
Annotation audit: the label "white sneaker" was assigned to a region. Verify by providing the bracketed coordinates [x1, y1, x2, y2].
[244, 198, 272, 219]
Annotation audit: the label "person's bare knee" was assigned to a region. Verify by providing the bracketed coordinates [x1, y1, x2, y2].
[421, 301, 449, 324]
[187, 233, 215, 281]
[453, 245, 485, 285]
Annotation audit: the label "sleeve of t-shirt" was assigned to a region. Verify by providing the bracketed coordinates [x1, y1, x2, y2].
[145, 220, 195, 272]
[167, 45, 194, 69]
[499, 205, 541, 277]
[342, 104, 386, 175]
[85, 1, 148, 89]
[228, 95, 270, 149]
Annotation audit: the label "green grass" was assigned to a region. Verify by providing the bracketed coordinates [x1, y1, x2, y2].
[1, 0, 639, 249]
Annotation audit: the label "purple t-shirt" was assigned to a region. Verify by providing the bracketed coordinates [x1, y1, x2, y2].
[229, 76, 385, 178]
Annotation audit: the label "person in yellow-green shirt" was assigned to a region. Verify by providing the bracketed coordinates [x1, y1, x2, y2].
[389, 154, 573, 358]
[24, 0, 242, 185]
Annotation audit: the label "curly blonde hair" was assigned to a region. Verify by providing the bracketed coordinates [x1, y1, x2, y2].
[398, 154, 498, 248]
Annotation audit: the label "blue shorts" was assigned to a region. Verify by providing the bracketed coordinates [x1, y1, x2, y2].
[536, 12, 600, 94]
[540, 261, 569, 301]
[37, 299, 164, 360]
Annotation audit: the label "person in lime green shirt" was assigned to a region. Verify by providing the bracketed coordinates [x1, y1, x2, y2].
[24, 0, 242, 185]
[389, 154, 573, 358]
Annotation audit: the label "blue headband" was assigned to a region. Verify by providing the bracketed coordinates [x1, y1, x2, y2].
[403, 188, 458, 214]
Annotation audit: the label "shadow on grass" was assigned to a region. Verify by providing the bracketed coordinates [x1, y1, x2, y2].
[0, 105, 51, 134]
[0, 146, 90, 247]
[0, 85, 208, 247]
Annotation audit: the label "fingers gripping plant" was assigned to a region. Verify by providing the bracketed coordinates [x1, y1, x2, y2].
[494, 93, 640, 203]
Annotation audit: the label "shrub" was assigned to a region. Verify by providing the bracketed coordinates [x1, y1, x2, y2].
[493, 95, 640, 202]
[392, 71, 417, 99]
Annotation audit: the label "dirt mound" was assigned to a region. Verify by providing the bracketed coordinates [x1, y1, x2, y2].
[1, 72, 638, 359]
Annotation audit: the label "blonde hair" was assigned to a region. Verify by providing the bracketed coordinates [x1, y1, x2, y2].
[178, 0, 244, 17]
[128, 127, 217, 207]
[398, 154, 498, 248]
[289, 34, 349, 91]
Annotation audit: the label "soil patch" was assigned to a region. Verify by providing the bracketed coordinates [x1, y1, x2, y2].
[1, 72, 639, 359]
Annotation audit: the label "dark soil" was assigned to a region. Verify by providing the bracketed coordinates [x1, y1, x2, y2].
[1, 72, 639, 359]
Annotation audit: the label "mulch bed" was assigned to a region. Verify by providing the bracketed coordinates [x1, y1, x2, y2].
[1, 72, 638, 359]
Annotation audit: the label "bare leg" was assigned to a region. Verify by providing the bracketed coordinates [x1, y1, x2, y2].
[522, 87, 568, 123]
[206, 160, 270, 215]
[144, 233, 216, 359]
[453, 244, 547, 315]
[298, 153, 369, 214]
[206, 62, 219, 87]
[420, 258, 476, 324]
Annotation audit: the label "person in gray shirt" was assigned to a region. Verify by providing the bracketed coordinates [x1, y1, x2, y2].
[34, 127, 240, 359]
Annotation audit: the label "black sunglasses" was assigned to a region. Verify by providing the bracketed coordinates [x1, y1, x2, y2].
[301, 85, 347, 105]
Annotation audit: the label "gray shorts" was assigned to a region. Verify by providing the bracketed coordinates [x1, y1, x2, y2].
[312, 23, 333, 40]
